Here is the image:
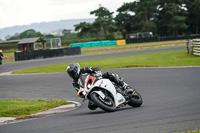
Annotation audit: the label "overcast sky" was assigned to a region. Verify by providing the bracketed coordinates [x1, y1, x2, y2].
[0, 0, 134, 29]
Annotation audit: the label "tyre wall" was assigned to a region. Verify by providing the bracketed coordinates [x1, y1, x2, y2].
[14, 47, 81, 61]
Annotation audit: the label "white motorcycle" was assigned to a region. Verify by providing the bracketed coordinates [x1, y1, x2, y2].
[76, 73, 143, 112]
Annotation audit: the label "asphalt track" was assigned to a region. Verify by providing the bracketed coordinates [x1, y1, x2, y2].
[0, 47, 200, 133]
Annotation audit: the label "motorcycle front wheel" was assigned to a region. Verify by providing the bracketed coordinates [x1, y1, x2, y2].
[90, 92, 116, 112]
[128, 91, 143, 107]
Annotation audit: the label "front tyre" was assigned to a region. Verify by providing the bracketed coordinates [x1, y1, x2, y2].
[90, 92, 116, 112]
[128, 91, 143, 107]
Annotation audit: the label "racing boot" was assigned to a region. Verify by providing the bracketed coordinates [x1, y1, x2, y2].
[119, 80, 134, 95]
[111, 73, 134, 96]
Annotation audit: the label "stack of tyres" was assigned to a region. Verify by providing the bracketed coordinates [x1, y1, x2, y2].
[192, 39, 200, 56]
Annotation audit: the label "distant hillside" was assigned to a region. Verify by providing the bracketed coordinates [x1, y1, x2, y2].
[0, 18, 95, 39]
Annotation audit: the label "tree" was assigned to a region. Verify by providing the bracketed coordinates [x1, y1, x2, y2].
[156, 0, 188, 36]
[74, 21, 102, 40]
[90, 6, 116, 39]
[45, 34, 55, 39]
[19, 29, 44, 39]
[185, 0, 200, 34]
[115, 0, 157, 38]
[135, 0, 157, 32]
[115, 2, 138, 38]
[8, 33, 20, 40]
[8, 29, 44, 40]
[90, 6, 113, 19]
[62, 29, 71, 37]
[90, 20, 102, 40]
[74, 22, 92, 38]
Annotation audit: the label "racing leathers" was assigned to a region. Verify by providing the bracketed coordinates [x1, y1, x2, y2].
[71, 67, 133, 95]
[71, 67, 102, 92]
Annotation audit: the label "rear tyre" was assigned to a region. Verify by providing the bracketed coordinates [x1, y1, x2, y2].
[90, 92, 116, 112]
[128, 91, 143, 107]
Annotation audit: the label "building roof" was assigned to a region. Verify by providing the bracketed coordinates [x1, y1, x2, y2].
[0, 39, 20, 44]
[0, 37, 45, 44]
[17, 37, 44, 44]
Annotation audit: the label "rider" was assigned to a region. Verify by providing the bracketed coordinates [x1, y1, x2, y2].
[66, 63, 134, 110]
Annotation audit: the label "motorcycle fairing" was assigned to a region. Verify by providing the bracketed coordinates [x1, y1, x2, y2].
[89, 79, 126, 107]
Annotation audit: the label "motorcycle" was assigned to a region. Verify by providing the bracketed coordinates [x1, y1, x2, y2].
[76, 73, 143, 112]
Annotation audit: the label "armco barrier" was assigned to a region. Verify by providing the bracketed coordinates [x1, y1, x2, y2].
[15, 47, 81, 61]
[186, 39, 200, 56]
[70, 40, 116, 48]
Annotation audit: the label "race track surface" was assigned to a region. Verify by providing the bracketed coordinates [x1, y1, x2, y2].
[0, 47, 200, 133]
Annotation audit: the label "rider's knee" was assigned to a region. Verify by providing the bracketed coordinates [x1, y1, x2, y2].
[103, 72, 119, 84]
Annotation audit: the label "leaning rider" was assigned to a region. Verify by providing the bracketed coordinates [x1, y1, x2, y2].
[66, 63, 134, 110]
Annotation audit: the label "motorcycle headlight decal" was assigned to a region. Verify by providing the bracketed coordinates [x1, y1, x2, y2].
[87, 84, 91, 89]
[77, 90, 86, 98]
[86, 76, 95, 89]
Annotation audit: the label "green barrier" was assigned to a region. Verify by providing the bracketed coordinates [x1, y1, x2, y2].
[101, 40, 116, 46]
[70, 43, 82, 47]
[91, 41, 102, 47]
[70, 40, 116, 48]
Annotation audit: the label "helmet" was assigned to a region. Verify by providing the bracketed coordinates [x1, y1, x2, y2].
[67, 63, 81, 79]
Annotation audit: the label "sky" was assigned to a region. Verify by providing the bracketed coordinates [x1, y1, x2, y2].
[0, 0, 134, 29]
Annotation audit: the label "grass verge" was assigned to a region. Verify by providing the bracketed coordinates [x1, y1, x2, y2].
[0, 99, 69, 118]
[12, 50, 200, 74]
[184, 129, 200, 133]
[1, 52, 15, 63]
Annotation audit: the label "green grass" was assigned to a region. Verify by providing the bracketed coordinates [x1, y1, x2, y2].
[12, 50, 200, 74]
[3, 52, 15, 56]
[1, 52, 15, 63]
[0, 99, 69, 118]
[184, 129, 200, 133]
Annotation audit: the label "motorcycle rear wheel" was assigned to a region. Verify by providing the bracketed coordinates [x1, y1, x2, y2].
[90, 92, 116, 112]
[128, 91, 143, 107]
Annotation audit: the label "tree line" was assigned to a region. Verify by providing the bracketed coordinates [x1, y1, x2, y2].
[75, 0, 200, 40]
[8, 0, 200, 41]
